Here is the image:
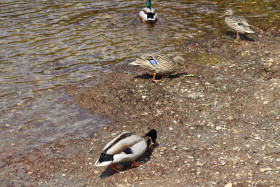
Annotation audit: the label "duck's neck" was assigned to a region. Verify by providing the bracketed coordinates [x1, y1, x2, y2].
[146, 0, 151, 8]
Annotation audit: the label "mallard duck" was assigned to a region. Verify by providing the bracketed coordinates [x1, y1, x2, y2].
[95, 129, 157, 172]
[129, 53, 186, 82]
[222, 8, 255, 41]
[139, 0, 157, 23]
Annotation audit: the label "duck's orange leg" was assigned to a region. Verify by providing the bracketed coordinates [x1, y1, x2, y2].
[110, 163, 123, 172]
[152, 73, 160, 82]
[142, 17, 145, 23]
[132, 160, 143, 168]
[235, 31, 241, 42]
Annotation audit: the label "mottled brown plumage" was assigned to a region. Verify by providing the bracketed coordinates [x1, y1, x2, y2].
[129, 53, 186, 82]
[222, 9, 254, 41]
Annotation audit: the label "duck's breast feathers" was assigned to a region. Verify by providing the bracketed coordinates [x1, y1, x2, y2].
[103, 133, 145, 155]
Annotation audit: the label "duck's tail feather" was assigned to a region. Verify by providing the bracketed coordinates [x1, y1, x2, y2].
[245, 30, 255, 34]
[129, 60, 141, 66]
[95, 153, 113, 166]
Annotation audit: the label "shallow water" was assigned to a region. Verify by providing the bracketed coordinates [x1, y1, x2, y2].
[0, 0, 279, 156]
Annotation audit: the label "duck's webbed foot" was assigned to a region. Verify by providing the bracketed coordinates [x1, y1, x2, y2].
[110, 163, 123, 172]
[132, 160, 143, 168]
[152, 73, 161, 82]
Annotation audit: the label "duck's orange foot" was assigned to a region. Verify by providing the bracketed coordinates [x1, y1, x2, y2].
[110, 163, 124, 172]
[132, 160, 143, 168]
[142, 17, 145, 23]
[152, 79, 161, 83]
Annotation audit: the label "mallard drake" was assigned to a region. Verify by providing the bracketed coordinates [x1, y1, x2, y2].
[222, 8, 255, 41]
[139, 0, 157, 23]
[95, 129, 157, 172]
[129, 53, 186, 82]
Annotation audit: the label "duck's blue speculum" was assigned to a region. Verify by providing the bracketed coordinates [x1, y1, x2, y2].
[149, 59, 158, 65]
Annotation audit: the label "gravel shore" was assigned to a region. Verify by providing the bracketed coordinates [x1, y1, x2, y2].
[1, 29, 280, 186]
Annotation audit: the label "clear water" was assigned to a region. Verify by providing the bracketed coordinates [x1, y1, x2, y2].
[0, 0, 279, 156]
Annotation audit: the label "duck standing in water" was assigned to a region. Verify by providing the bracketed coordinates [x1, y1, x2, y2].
[129, 53, 186, 82]
[139, 0, 157, 23]
[95, 129, 157, 172]
[222, 8, 255, 41]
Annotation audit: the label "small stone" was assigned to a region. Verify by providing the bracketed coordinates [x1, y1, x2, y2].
[177, 168, 181, 172]
[94, 170, 100, 174]
[172, 146, 177, 151]
[196, 162, 204, 166]
[4, 124, 11, 127]
[28, 171, 33, 175]
[169, 127, 174, 131]
[260, 168, 272, 172]
[224, 183, 232, 187]
[216, 126, 222, 130]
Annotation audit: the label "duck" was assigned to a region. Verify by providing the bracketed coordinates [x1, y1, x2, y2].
[95, 129, 157, 172]
[222, 8, 255, 41]
[139, 0, 157, 23]
[129, 53, 186, 82]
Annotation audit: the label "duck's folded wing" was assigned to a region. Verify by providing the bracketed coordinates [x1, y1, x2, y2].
[151, 53, 172, 66]
[102, 132, 132, 151]
[105, 135, 143, 155]
[232, 16, 250, 27]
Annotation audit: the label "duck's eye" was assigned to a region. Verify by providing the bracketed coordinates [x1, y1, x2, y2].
[237, 23, 242, 26]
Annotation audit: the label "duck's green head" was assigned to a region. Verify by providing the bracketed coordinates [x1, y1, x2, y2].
[146, 0, 151, 8]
